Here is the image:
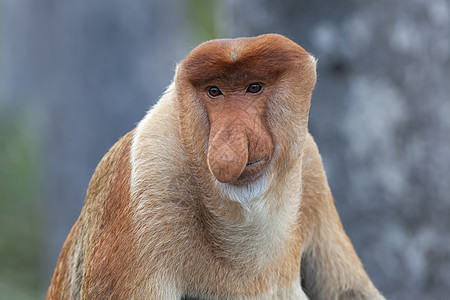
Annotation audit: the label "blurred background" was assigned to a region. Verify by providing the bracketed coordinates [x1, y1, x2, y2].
[0, 0, 449, 299]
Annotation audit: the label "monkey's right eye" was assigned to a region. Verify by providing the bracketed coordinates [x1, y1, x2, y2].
[207, 86, 223, 98]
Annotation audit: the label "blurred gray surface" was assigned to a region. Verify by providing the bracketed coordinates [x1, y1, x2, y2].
[0, 0, 449, 299]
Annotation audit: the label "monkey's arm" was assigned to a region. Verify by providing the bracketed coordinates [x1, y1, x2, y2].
[46, 132, 133, 300]
[299, 134, 385, 300]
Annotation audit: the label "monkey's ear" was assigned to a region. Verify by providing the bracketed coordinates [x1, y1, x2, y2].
[300, 54, 318, 91]
[308, 55, 318, 70]
[174, 63, 181, 77]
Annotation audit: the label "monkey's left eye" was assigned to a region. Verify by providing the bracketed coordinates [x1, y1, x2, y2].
[207, 86, 223, 98]
[246, 83, 263, 94]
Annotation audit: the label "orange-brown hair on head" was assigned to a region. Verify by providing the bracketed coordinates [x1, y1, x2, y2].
[179, 34, 311, 89]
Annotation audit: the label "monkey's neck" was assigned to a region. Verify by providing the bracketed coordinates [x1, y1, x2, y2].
[196, 158, 304, 270]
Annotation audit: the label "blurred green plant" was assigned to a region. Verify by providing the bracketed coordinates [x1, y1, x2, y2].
[0, 110, 45, 299]
[185, 0, 219, 44]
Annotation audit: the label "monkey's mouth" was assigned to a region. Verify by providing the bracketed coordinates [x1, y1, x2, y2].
[245, 158, 264, 167]
[234, 158, 268, 185]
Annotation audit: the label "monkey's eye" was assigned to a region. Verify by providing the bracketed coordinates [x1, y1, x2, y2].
[246, 83, 263, 94]
[207, 86, 223, 98]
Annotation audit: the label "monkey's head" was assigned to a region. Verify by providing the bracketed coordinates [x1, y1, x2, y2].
[176, 34, 316, 186]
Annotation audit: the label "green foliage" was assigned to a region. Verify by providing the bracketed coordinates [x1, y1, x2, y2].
[0, 111, 45, 299]
[185, 0, 219, 44]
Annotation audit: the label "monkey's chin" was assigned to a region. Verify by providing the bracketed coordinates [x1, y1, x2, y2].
[233, 158, 268, 186]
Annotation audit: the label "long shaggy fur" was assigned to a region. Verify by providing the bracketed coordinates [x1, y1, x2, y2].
[47, 34, 385, 300]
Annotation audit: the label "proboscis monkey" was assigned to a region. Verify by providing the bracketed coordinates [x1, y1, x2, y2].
[47, 34, 385, 300]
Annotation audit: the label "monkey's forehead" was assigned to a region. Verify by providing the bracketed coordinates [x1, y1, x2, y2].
[178, 34, 312, 87]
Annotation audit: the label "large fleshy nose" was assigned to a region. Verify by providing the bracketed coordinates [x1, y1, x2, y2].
[207, 124, 249, 183]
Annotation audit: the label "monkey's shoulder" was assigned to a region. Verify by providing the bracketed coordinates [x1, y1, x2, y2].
[300, 133, 332, 206]
[85, 130, 134, 199]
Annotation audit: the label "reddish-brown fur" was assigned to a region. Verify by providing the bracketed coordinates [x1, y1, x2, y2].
[47, 34, 385, 299]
